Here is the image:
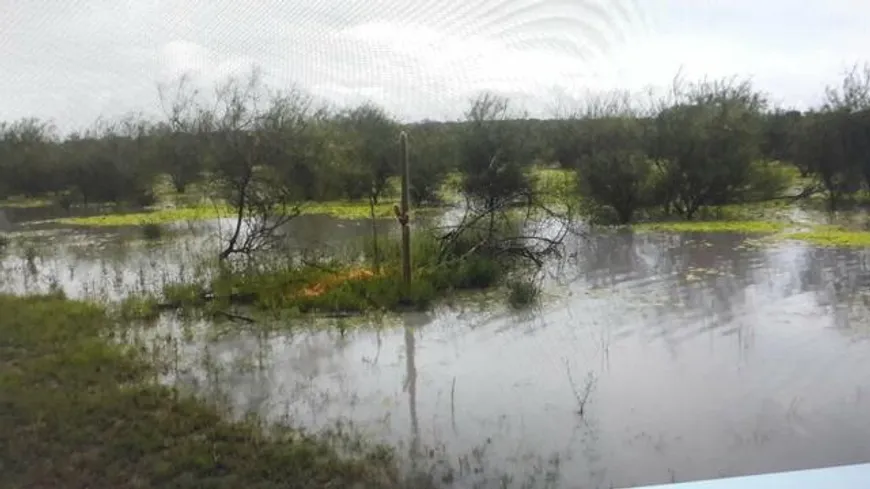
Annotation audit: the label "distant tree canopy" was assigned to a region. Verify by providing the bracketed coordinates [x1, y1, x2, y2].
[4, 64, 870, 220]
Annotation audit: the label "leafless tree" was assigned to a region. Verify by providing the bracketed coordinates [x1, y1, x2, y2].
[195, 67, 325, 262]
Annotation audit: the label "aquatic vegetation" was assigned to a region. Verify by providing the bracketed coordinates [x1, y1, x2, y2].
[47, 167, 578, 228]
[147, 230, 513, 319]
[54, 205, 230, 227]
[0, 294, 403, 488]
[0, 196, 54, 208]
[787, 225, 870, 247]
[634, 218, 870, 248]
[201, 259, 495, 315]
[51, 201, 435, 227]
[634, 220, 788, 234]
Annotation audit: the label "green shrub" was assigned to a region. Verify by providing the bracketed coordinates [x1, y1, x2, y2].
[743, 160, 795, 201]
[506, 278, 540, 309]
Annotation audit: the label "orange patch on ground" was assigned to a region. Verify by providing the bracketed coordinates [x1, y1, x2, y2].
[298, 268, 377, 298]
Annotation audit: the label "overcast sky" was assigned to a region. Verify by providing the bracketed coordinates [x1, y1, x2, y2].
[2, 0, 869, 133]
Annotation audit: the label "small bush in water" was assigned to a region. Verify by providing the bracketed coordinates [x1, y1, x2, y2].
[506, 278, 540, 309]
[142, 223, 163, 240]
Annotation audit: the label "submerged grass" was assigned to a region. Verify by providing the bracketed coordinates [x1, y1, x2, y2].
[634, 220, 788, 234]
[634, 217, 870, 248]
[0, 195, 54, 208]
[787, 225, 870, 247]
[52, 201, 432, 227]
[0, 293, 404, 488]
[54, 205, 229, 227]
[48, 168, 579, 228]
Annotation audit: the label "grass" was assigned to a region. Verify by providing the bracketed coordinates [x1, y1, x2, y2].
[0, 195, 54, 208]
[0, 293, 403, 489]
[142, 231, 509, 320]
[54, 205, 229, 227]
[533, 168, 577, 206]
[46, 168, 578, 228]
[633, 220, 789, 234]
[51, 200, 432, 227]
[787, 225, 870, 247]
[633, 216, 870, 248]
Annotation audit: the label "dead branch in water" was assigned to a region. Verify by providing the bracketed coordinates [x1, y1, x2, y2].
[563, 358, 596, 418]
[213, 310, 255, 323]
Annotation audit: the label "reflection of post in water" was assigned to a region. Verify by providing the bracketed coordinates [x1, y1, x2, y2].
[403, 323, 420, 464]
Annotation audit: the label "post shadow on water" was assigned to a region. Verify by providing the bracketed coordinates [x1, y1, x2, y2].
[404, 312, 422, 472]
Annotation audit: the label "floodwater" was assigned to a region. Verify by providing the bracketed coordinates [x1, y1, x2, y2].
[2, 207, 870, 488]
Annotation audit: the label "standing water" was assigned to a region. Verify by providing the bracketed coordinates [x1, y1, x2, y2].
[1, 215, 869, 488]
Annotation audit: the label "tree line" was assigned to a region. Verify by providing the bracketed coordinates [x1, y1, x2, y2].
[3, 65, 870, 223]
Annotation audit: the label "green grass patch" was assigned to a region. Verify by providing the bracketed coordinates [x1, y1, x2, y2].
[47, 167, 579, 227]
[634, 220, 788, 234]
[55, 205, 229, 227]
[156, 231, 509, 318]
[197, 257, 502, 316]
[634, 219, 870, 248]
[0, 195, 54, 208]
[52, 200, 438, 227]
[533, 168, 578, 206]
[303, 200, 400, 220]
[787, 225, 870, 247]
[0, 293, 402, 488]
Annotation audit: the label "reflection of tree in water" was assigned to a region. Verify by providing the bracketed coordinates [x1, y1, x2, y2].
[192, 329, 277, 419]
[623, 233, 774, 354]
[276, 214, 395, 256]
[560, 229, 648, 288]
[802, 247, 870, 335]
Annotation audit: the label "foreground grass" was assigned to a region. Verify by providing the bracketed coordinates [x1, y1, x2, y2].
[0, 293, 404, 489]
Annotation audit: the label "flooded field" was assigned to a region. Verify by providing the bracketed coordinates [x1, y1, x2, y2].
[2, 207, 870, 488]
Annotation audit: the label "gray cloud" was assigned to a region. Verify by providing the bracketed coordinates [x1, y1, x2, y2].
[1, 0, 868, 134]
